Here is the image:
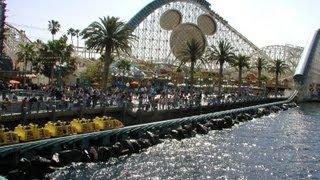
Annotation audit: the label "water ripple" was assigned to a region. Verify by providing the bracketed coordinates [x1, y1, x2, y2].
[48, 104, 320, 180]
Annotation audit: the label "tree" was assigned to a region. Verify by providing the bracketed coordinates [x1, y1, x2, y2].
[48, 20, 61, 40]
[80, 61, 103, 85]
[255, 57, 268, 87]
[81, 16, 135, 90]
[0, 53, 13, 71]
[67, 28, 76, 45]
[207, 40, 236, 95]
[177, 39, 205, 91]
[35, 36, 76, 83]
[34, 39, 44, 49]
[116, 59, 131, 80]
[16, 43, 37, 86]
[268, 59, 289, 97]
[231, 54, 250, 89]
[75, 29, 80, 48]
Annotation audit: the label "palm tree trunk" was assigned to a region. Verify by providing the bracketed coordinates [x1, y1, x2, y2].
[190, 60, 195, 93]
[102, 47, 112, 91]
[52, 34, 54, 41]
[275, 73, 279, 98]
[218, 62, 223, 96]
[77, 36, 79, 48]
[70, 36, 74, 45]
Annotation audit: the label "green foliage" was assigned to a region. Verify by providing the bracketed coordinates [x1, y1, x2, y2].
[231, 54, 251, 86]
[208, 40, 236, 66]
[34, 36, 76, 79]
[231, 54, 250, 70]
[67, 28, 76, 44]
[176, 39, 206, 89]
[268, 59, 289, 76]
[116, 59, 131, 72]
[255, 57, 268, 87]
[177, 39, 205, 65]
[48, 20, 61, 40]
[80, 61, 103, 84]
[0, 53, 13, 71]
[74, 29, 80, 37]
[81, 16, 135, 90]
[81, 16, 135, 54]
[67, 28, 76, 36]
[268, 59, 289, 96]
[207, 40, 236, 94]
[15, 43, 37, 71]
[260, 74, 268, 82]
[255, 57, 268, 71]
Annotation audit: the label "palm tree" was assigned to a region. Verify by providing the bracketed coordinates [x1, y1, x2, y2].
[75, 29, 80, 48]
[208, 40, 236, 95]
[48, 20, 61, 40]
[268, 59, 289, 97]
[67, 28, 76, 45]
[81, 16, 135, 90]
[16, 43, 37, 86]
[255, 57, 268, 87]
[177, 39, 205, 91]
[232, 54, 250, 89]
[34, 39, 44, 49]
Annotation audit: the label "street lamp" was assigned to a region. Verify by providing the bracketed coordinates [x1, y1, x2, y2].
[55, 61, 67, 90]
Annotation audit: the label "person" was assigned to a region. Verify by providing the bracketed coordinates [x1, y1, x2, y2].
[92, 92, 98, 108]
[138, 93, 143, 110]
[1, 97, 9, 112]
[28, 96, 37, 114]
[45, 98, 52, 112]
[21, 97, 28, 114]
[37, 95, 44, 113]
[12, 93, 18, 102]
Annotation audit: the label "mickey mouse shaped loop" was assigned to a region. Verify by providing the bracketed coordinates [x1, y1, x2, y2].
[197, 14, 217, 35]
[160, 9, 217, 61]
[160, 9, 182, 30]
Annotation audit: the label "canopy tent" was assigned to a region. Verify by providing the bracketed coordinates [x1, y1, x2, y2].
[9, 80, 20, 84]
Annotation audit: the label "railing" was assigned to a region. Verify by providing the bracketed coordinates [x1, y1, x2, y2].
[0, 94, 289, 117]
[0, 88, 295, 119]
[0, 90, 48, 100]
[0, 99, 118, 118]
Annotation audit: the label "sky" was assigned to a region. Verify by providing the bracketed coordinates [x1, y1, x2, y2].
[6, 0, 320, 48]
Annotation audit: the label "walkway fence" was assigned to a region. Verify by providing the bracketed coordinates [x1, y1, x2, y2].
[0, 92, 289, 119]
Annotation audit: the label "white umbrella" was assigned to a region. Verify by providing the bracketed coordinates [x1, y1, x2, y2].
[177, 83, 186, 87]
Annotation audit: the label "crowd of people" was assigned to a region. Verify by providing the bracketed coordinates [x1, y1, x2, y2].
[0, 80, 268, 115]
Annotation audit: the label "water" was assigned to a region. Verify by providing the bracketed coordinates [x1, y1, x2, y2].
[48, 103, 320, 179]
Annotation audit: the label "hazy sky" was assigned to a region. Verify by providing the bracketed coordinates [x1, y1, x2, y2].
[6, 0, 320, 48]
